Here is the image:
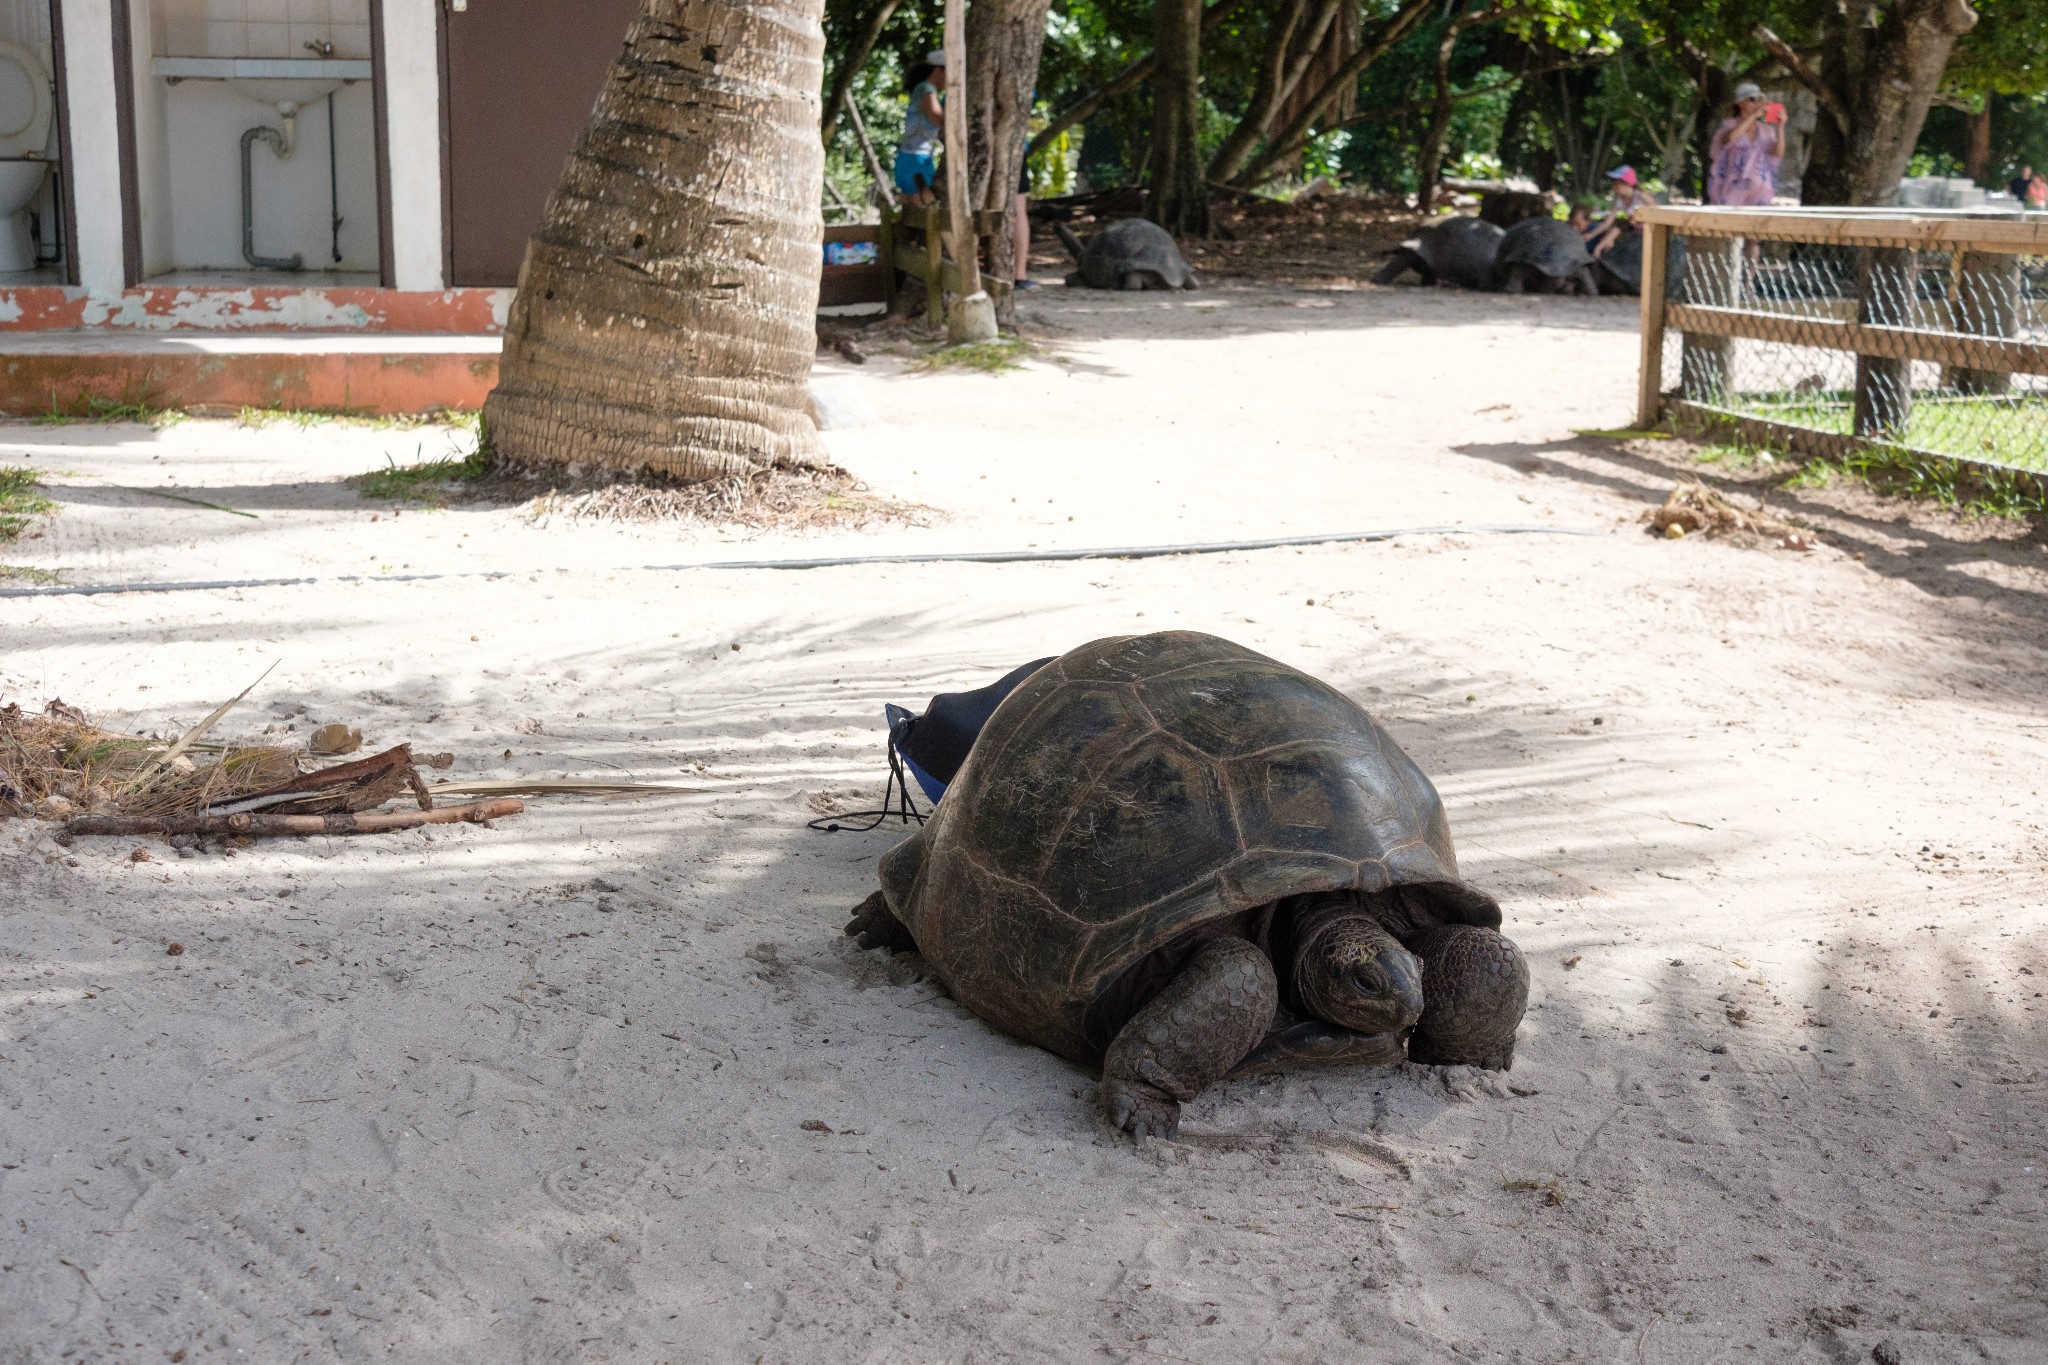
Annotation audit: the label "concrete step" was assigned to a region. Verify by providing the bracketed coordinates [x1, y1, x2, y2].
[0, 331, 503, 416]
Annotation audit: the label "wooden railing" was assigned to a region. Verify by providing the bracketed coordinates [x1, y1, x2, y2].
[1633, 204, 2048, 472]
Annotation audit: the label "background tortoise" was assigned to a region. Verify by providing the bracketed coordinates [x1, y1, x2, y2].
[1491, 216, 1598, 295]
[1373, 216, 1505, 290]
[847, 631, 1528, 1139]
[1055, 219, 1201, 291]
[1593, 229, 1689, 297]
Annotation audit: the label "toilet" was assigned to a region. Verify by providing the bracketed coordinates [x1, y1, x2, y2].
[0, 39, 53, 274]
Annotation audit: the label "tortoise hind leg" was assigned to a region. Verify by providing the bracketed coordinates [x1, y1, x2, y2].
[845, 890, 916, 953]
[1100, 936, 1276, 1139]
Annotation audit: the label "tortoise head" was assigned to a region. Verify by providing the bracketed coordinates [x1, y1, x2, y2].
[1291, 899, 1425, 1037]
[1406, 925, 1530, 1070]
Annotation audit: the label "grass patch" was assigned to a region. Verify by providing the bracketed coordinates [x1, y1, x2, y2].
[31, 395, 186, 427]
[1795, 447, 2048, 520]
[355, 448, 490, 505]
[1694, 433, 2048, 520]
[0, 466, 56, 540]
[1573, 427, 1675, 440]
[1694, 442, 1782, 471]
[0, 564, 59, 584]
[913, 337, 1033, 375]
[1735, 392, 2048, 472]
[237, 406, 481, 433]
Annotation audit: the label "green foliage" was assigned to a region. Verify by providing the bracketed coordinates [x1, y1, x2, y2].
[1906, 149, 1966, 179]
[355, 449, 490, 505]
[0, 563, 60, 584]
[1793, 449, 2048, 521]
[0, 466, 55, 540]
[32, 394, 185, 427]
[822, 0, 2016, 201]
[912, 338, 1035, 374]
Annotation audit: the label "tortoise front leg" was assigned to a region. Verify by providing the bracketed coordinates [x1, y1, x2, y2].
[845, 890, 916, 953]
[1227, 1009, 1407, 1078]
[1100, 936, 1276, 1140]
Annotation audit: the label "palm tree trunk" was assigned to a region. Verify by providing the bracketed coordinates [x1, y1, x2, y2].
[484, 0, 827, 483]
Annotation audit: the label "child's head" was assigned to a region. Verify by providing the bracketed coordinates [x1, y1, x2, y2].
[1567, 204, 1592, 228]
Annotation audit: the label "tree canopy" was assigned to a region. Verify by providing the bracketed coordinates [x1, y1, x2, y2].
[819, 0, 2048, 213]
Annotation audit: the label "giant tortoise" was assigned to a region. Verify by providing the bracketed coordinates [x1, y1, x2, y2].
[1373, 216, 1505, 290]
[846, 631, 1528, 1139]
[1492, 216, 1598, 295]
[1594, 230, 1689, 297]
[1055, 218, 1200, 291]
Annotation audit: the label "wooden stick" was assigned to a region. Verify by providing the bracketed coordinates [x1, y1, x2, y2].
[942, 0, 981, 301]
[65, 798, 524, 839]
[842, 89, 897, 212]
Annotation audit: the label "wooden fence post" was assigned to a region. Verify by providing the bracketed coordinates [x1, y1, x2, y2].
[1852, 246, 1915, 437]
[1947, 249, 2020, 396]
[1636, 221, 1670, 429]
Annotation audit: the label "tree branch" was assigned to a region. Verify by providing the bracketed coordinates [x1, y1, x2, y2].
[1231, 0, 1439, 187]
[1752, 23, 1850, 134]
[1025, 0, 1242, 163]
[821, 0, 903, 148]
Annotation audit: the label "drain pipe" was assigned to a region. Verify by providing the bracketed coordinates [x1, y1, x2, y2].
[241, 105, 302, 271]
[326, 90, 342, 264]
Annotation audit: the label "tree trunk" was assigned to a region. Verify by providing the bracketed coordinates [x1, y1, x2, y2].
[1963, 104, 1990, 184]
[1024, 0, 1241, 165]
[1231, 0, 1433, 188]
[819, 0, 900, 149]
[1205, 0, 1334, 185]
[484, 0, 826, 482]
[967, 0, 1053, 303]
[1149, 0, 1209, 237]
[1802, 0, 1978, 206]
[1414, 7, 1496, 212]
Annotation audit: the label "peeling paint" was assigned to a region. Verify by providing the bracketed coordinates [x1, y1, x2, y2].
[0, 286, 513, 334]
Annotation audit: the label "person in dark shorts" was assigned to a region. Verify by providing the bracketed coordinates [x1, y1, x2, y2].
[893, 53, 946, 203]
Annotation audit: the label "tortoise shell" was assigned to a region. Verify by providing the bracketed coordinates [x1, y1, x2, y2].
[1074, 219, 1199, 290]
[876, 631, 1499, 1067]
[1411, 216, 1505, 290]
[1493, 216, 1593, 280]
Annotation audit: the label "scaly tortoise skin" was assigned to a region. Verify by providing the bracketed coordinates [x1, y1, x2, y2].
[846, 631, 1528, 1139]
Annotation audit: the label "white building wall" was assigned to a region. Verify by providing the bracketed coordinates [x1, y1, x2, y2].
[59, 1, 125, 292]
[381, 0, 441, 290]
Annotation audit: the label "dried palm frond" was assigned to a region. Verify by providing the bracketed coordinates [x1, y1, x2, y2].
[1645, 481, 1797, 540]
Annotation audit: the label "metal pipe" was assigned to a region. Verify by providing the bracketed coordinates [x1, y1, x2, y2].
[0, 525, 1603, 599]
[327, 89, 342, 264]
[240, 123, 302, 271]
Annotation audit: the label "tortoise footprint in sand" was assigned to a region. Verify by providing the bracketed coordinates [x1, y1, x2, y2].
[846, 631, 1529, 1141]
[542, 1158, 648, 1216]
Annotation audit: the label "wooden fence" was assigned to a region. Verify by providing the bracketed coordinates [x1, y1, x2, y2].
[1634, 205, 2048, 473]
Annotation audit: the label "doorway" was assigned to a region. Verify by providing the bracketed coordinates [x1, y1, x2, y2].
[441, 0, 643, 287]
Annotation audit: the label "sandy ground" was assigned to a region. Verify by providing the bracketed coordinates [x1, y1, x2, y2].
[2, 283, 2046, 1364]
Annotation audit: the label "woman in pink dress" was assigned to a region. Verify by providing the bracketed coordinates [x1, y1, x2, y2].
[1707, 82, 1785, 206]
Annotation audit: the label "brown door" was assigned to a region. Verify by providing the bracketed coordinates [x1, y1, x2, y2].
[443, 0, 646, 287]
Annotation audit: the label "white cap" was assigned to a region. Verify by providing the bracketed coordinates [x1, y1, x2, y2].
[926, 49, 947, 65]
[1734, 81, 1763, 103]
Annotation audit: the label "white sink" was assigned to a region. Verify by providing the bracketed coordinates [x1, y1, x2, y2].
[152, 57, 372, 111]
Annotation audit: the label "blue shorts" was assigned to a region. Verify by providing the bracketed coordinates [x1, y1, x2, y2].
[893, 150, 937, 197]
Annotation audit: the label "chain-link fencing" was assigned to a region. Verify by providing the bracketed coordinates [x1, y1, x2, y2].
[1635, 206, 2047, 474]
